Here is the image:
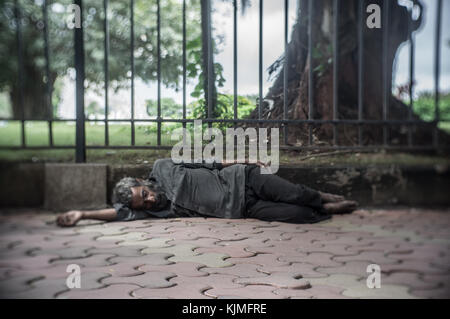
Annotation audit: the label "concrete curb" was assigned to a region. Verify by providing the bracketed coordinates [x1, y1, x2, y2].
[1, 162, 449, 209]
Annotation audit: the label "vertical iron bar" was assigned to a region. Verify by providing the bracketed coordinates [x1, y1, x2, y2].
[333, 0, 339, 146]
[43, 0, 53, 147]
[283, 0, 288, 145]
[182, 0, 187, 129]
[308, 0, 313, 145]
[408, 6, 415, 147]
[233, 0, 238, 123]
[157, 0, 161, 145]
[433, 0, 442, 148]
[258, 0, 263, 119]
[206, 0, 213, 127]
[131, 0, 135, 145]
[382, 0, 389, 146]
[104, 0, 109, 146]
[358, 0, 364, 146]
[14, 0, 25, 147]
[75, 0, 86, 162]
[182, 0, 187, 144]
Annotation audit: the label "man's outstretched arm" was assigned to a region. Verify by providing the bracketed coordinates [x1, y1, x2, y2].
[56, 208, 117, 227]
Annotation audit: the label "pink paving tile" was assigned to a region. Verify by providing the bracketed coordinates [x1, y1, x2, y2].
[194, 245, 255, 258]
[58, 284, 141, 299]
[316, 260, 375, 278]
[256, 263, 328, 279]
[133, 284, 212, 299]
[226, 254, 290, 268]
[200, 263, 265, 278]
[279, 252, 343, 268]
[235, 272, 311, 289]
[108, 253, 173, 267]
[273, 285, 350, 299]
[51, 254, 116, 268]
[334, 250, 401, 264]
[380, 272, 440, 290]
[101, 271, 176, 288]
[139, 262, 208, 277]
[204, 285, 283, 299]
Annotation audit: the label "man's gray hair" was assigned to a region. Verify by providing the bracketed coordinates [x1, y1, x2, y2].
[112, 177, 157, 207]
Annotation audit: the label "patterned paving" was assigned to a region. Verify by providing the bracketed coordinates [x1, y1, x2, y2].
[0, 208, 449, 299]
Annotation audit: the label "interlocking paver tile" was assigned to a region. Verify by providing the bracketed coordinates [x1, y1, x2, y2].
[204, 285, 283, 299]
[316, 260, 374, 278]
[342, 284, 418, 299]
[171, 273, 241, 290]
[381, 272, 440, 290]
[85, 262, 144, 277]
[118, 237, 172, 248]
[410, 286, 450, 299]
[1, 208, 449, 298]
[0, 274, 41, 297]
[96, 232, 149, 243]
[141, 243, 197, 257]
[226, 254, 290, 268]
[77, 225, 128, 236]
[273, 285, 349, 299]
[51, 253, 116, 268]
[101, 271, 176, 288]
[200, 263, 265, 278]
[0, 254, 60, 270]
[86, 246, 146, 257]
[235, 272, 311, 289]
[381, 260, 449, 275]
[280, 252, 343, 268]
[139, 262, 208, 277]
[256, 263, 328, 279]
[194, 245, 255, 258]
[59, 284, 140, 299]
[30, 246, 92, 260]
[133, 284, 212, 299]
[169, 252, 232, 268]
[297, 243, 359, 257]
[108, 253, 173, 267]
[334, 250, 400, 264]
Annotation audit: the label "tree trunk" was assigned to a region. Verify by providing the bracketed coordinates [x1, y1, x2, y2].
[251, 0, 445, 148]
[201, 0, 217, 117]
[10, 59, 54, 120]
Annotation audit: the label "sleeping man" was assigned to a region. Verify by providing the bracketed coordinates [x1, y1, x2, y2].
[56, 158, 358, 227]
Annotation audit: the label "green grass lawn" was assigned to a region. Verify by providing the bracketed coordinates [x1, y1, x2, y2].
[0, 121, 183, 147]
[1, 120, 449, 165]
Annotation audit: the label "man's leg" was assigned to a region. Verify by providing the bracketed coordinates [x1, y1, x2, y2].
[245, 200, 331, 224]
[246, 166, 325, 212]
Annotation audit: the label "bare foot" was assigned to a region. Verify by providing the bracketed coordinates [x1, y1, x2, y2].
[56, 210, 83, 227]
[323, 200, 358, 214]
[319, 191, 345, 203]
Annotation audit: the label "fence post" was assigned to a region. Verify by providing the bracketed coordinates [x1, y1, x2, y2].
[75, 0, 86, 163]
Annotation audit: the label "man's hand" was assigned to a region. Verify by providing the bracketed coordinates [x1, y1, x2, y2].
[56, 210, 84, 227]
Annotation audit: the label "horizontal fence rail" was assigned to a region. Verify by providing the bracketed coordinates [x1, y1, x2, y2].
[0, 0, 448, 162]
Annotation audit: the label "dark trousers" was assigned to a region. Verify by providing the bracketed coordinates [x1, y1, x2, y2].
[244, 166, 331, 224]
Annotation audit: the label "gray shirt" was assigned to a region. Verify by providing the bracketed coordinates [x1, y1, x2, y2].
[114, 158, 247, 221]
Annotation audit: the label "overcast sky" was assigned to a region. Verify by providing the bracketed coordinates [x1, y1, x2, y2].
[59, 0, 449, 119]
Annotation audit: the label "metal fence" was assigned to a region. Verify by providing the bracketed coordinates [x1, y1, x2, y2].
[0, 0, 447, 162]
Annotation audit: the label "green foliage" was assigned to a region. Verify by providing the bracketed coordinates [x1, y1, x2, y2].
[189, 93, 255, 130]
[412, 92, 450, 122]
[146, 97, 183, 119]
[0, 0, 209, 117]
